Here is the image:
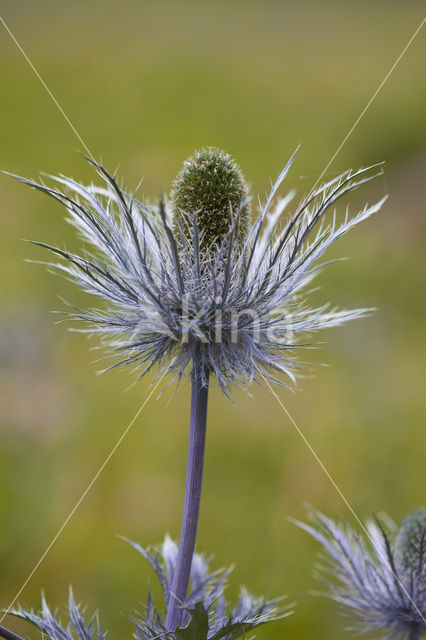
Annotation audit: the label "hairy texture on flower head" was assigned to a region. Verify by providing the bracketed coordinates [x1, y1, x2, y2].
[3, 589, 106, 640]
[123, 535, 291, 640]
[296, 509, 426, 640]
[11, 152, 386, 394]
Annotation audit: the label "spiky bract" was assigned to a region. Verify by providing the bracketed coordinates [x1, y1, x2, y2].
[4, 590, 106, 640]
[172, 147, 250, 246]
[13, 152, 386, 393]
[1, 539, 290, 640]
[125, 536, 290, 639]
[297, 509, 426, 640]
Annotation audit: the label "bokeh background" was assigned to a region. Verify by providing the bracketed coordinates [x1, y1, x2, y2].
[0, 2, 425, 639]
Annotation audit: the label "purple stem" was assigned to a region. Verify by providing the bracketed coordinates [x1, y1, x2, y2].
[0, 626, 25, 640]
[410, 627, 421, 640]
[165, 365, 209, 631]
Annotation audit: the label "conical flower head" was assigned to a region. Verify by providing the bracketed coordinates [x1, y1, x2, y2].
[395, 507, 426, 578]
[172, 146, 250, 246]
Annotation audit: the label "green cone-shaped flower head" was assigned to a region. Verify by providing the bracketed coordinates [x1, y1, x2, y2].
[171, 146, 250, 247]
[394, 507, 426, 574]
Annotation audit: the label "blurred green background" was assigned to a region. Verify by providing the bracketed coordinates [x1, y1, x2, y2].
[0, 2, 425, 639]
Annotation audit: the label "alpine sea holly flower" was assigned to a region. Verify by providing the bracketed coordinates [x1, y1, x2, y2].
[296, 509, 426, 640]
[10, 147, 385, 393]
[5, 146, 386, 633]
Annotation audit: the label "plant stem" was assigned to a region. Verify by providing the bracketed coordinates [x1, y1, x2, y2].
[0, 626, 25, 640]
[410, 627, 421, 640]
[165, 365, 209, 631]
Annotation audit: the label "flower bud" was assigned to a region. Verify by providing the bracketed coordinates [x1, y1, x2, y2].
[171, 146, 250, 247]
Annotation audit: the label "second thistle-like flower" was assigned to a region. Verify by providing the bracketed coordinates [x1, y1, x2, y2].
[297, 508, 426, 640]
